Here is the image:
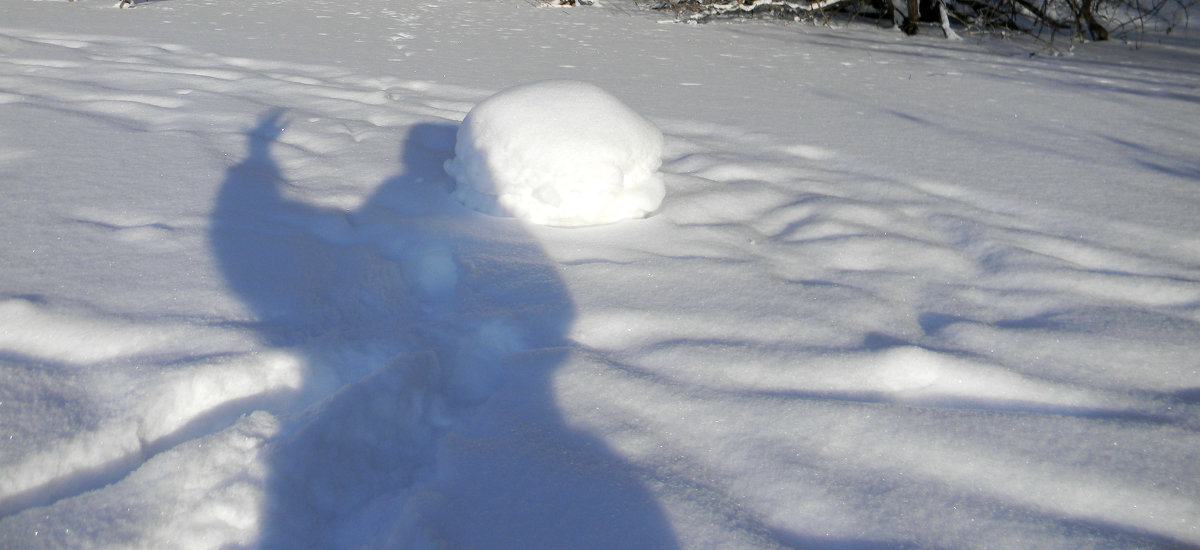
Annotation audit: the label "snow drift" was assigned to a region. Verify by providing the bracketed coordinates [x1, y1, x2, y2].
[444, 80, 665, 227]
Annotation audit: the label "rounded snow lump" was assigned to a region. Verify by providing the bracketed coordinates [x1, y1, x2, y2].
[444, 80, 665, 227]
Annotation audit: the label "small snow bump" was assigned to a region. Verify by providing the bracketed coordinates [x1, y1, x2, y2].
[780, 144, 835, 161]
[444, 80, 665, 227]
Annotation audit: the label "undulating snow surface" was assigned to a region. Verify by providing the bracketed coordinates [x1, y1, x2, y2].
[1, 0, 1199, 548]
[446, 80, 665, 227]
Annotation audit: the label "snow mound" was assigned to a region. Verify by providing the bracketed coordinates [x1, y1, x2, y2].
[444, 80, 665, 227]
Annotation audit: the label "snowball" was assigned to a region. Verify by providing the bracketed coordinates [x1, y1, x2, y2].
[444, 80, 665, 227]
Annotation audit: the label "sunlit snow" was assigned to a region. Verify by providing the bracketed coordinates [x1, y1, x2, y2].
[446, 80, 665, 227]
[1, 0, 1198, 548]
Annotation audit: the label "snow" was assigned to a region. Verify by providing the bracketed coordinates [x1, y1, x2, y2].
[1, 0, 1199, 548]
[445, 80, 665, 227]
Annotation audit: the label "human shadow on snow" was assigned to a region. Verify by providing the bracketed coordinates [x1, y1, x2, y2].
[210, 109, 679, 549]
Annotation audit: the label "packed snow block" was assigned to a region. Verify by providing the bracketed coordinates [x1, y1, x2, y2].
[444, 80, 665, 227]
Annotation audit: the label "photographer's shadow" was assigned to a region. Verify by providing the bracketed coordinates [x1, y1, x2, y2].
[210, 110, 678, 549]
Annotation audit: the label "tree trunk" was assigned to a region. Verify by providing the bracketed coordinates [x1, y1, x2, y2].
[902, 0, 921, 34]
[1079, 0, 1109, 40]
[938, 0, 962, 39]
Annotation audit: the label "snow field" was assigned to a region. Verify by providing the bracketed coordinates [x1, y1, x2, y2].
[533, 112, 1200, 546]
[0, 20, 540, 547]
[2, 0, 1200, 548]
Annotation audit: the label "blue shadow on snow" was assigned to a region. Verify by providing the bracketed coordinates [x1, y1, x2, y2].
[209, 109, 679, 549]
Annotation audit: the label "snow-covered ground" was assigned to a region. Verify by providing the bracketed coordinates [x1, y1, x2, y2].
[2, 0, 1199, 548]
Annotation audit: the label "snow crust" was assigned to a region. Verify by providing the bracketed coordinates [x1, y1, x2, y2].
[445, 80, 665, 227]
[2, 0, 1200, 549]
